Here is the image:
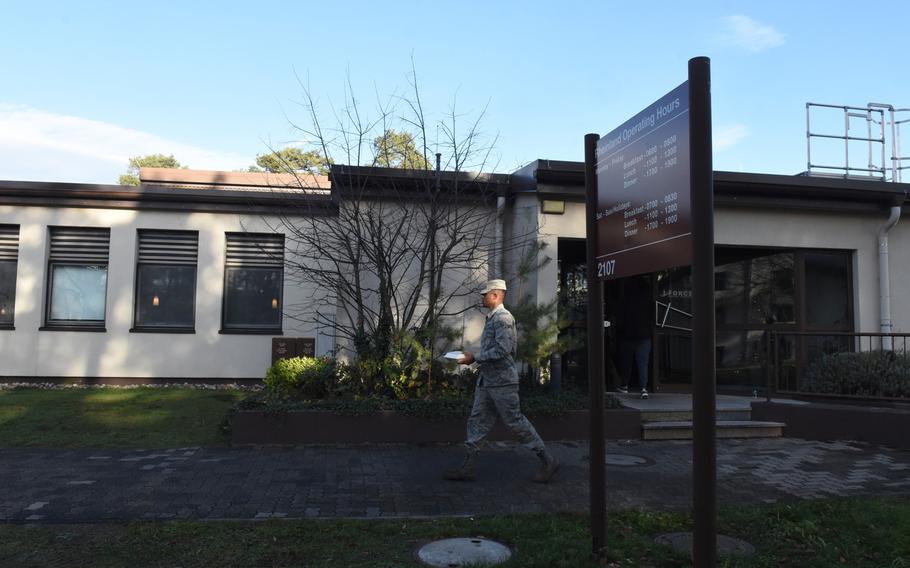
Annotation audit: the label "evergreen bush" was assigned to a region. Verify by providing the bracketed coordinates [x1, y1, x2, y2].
[264, 356, 335, 399]
[803, 350, 910, 398]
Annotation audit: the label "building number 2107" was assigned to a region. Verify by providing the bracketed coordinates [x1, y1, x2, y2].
[597, 260, 616, 277]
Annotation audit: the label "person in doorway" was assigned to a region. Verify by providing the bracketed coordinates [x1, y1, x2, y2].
[616, 276, 653, 399]
[443, 279, 560, 483]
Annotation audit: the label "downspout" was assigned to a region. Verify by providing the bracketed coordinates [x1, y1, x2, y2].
[494, 194, 505, 278]
[879, 198, 904, 350]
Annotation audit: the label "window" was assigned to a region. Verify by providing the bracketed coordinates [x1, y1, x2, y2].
[222, 233, 284, 333]
[656, 247, 853, 389]
[714, 252, 795, 325]
[0, 225, 19, 328]
[44, 227, 110, 330]
[133, 230, 199, 332]
[805, 252, 851, 326]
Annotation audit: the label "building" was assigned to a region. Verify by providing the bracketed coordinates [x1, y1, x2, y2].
[0, 170, 335, 381]
[1, 162, 909, 391]
[0, 166, 504, 383]
[509, 160, 909, 393]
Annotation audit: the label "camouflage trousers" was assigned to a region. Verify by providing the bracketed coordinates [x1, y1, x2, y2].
[465, 382, 545, 453]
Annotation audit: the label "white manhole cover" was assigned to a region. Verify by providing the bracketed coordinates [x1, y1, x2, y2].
[605, 453, 651, 466]
[417, 537, 512, 567]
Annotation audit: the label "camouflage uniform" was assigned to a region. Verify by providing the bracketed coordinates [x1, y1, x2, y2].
[465, 304, 546, 453]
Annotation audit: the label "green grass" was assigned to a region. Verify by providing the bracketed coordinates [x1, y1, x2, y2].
[0, 388, 246, 448]
[0, 499, 907, 567]
[1, 389, 908, 566]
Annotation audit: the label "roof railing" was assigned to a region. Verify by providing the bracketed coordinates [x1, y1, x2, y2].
[806, 102, 907, 182]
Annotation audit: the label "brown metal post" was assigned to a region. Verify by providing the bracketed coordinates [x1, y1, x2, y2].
[584, 132, 607, 558]
[689, 56, 716, 567]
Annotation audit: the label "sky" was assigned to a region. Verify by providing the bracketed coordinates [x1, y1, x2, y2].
[1, 0, 908, 184]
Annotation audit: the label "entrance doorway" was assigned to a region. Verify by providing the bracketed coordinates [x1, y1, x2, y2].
[556, 241, 854, 394]
[556, 238, 655, 393]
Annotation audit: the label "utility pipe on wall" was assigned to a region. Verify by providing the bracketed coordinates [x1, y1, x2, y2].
[879, 200, 903, 351]
[493, 195, 505, 277]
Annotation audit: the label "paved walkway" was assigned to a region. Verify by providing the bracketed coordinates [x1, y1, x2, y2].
[1, 438, 908, 523]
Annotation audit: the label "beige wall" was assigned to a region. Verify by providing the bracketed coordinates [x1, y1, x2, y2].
[887, 220, 910, 333]
[0, 205, 330, 379]
[501, 194, 543, 299]
[327, 199, 498, 360]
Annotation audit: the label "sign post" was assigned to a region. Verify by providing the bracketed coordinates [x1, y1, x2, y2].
[584, 133, 607, 557]
[585, 56, 714, 563]
[688, 55, 716, 568]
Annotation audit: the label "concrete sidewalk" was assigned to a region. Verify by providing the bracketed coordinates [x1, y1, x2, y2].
[1, 438, 908, 523]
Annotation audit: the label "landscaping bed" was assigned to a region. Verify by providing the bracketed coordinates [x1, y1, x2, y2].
[232, 355, 635, 445]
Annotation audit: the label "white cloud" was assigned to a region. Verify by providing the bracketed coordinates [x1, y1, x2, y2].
[714, 123, 750, 152]
[717, 15, 785, 53]
[0, 104, 251, 184]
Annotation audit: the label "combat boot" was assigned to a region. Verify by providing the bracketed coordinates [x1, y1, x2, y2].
[443, 451, 476, 481]
[532, 448, 560, 483]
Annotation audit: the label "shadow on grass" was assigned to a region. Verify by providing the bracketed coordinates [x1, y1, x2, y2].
[0, 388, 245, 449]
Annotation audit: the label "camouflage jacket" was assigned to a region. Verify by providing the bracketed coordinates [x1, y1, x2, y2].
[475, 304, 519, 386]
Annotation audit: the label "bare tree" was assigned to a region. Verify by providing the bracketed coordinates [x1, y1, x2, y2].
[261, 63, 532, 395]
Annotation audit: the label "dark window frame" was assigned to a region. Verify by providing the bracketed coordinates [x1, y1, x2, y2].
[655, 246, 854, 389]
[41, 227, 111, 332]
[220, 232, 284, 335]
[0, 224, 20, 330]
[131, 229, 199, 333]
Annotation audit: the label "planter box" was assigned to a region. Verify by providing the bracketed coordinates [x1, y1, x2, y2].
[751, 400, 910, 449]
[231, 408, 641, 446]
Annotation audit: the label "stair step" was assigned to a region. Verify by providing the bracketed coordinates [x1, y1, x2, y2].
[642, 420, 786, 440]
[641, 409, 752, 422]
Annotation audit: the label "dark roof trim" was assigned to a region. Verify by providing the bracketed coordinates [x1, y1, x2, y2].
[330, 165, 511, 199]
[507, 160, 909, 210]
[5, 163, 909, 215]
[530, 160, 585, 185]
[0, 180, 337, 216]
[714, 171, 906, 203]
[714, 171, 907, 213]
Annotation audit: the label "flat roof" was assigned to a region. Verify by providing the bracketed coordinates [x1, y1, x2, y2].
[140, 167, 331, 193]
[0, 178, 336, 215]
[510, 159, 909, 212]
[3, 160, 908, 215]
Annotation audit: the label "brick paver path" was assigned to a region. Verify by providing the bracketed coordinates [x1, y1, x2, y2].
[1, 438, 908, 522]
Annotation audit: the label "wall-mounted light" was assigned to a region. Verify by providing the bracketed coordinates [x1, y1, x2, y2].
[541, 199, 565, 214]
[0, 306, 6, 316]
[271, 298, 279, 309]
[152, 295, 160, 307]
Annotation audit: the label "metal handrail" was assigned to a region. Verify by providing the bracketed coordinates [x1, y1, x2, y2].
[805, 102, 909, 182]
[765, 330, 910, 402]
[807, 103, 886, 180]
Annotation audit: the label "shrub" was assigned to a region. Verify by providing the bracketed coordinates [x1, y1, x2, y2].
[234, 385, 621, 420]
[803, 350, 910, 398]
[264, 356, 335, 399]
[331, 358, 477, 400]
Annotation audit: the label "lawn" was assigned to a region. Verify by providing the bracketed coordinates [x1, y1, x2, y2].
[0, 387, 246, 448]
[0, 498, 907, 567]
[2, 388, 908, 566]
